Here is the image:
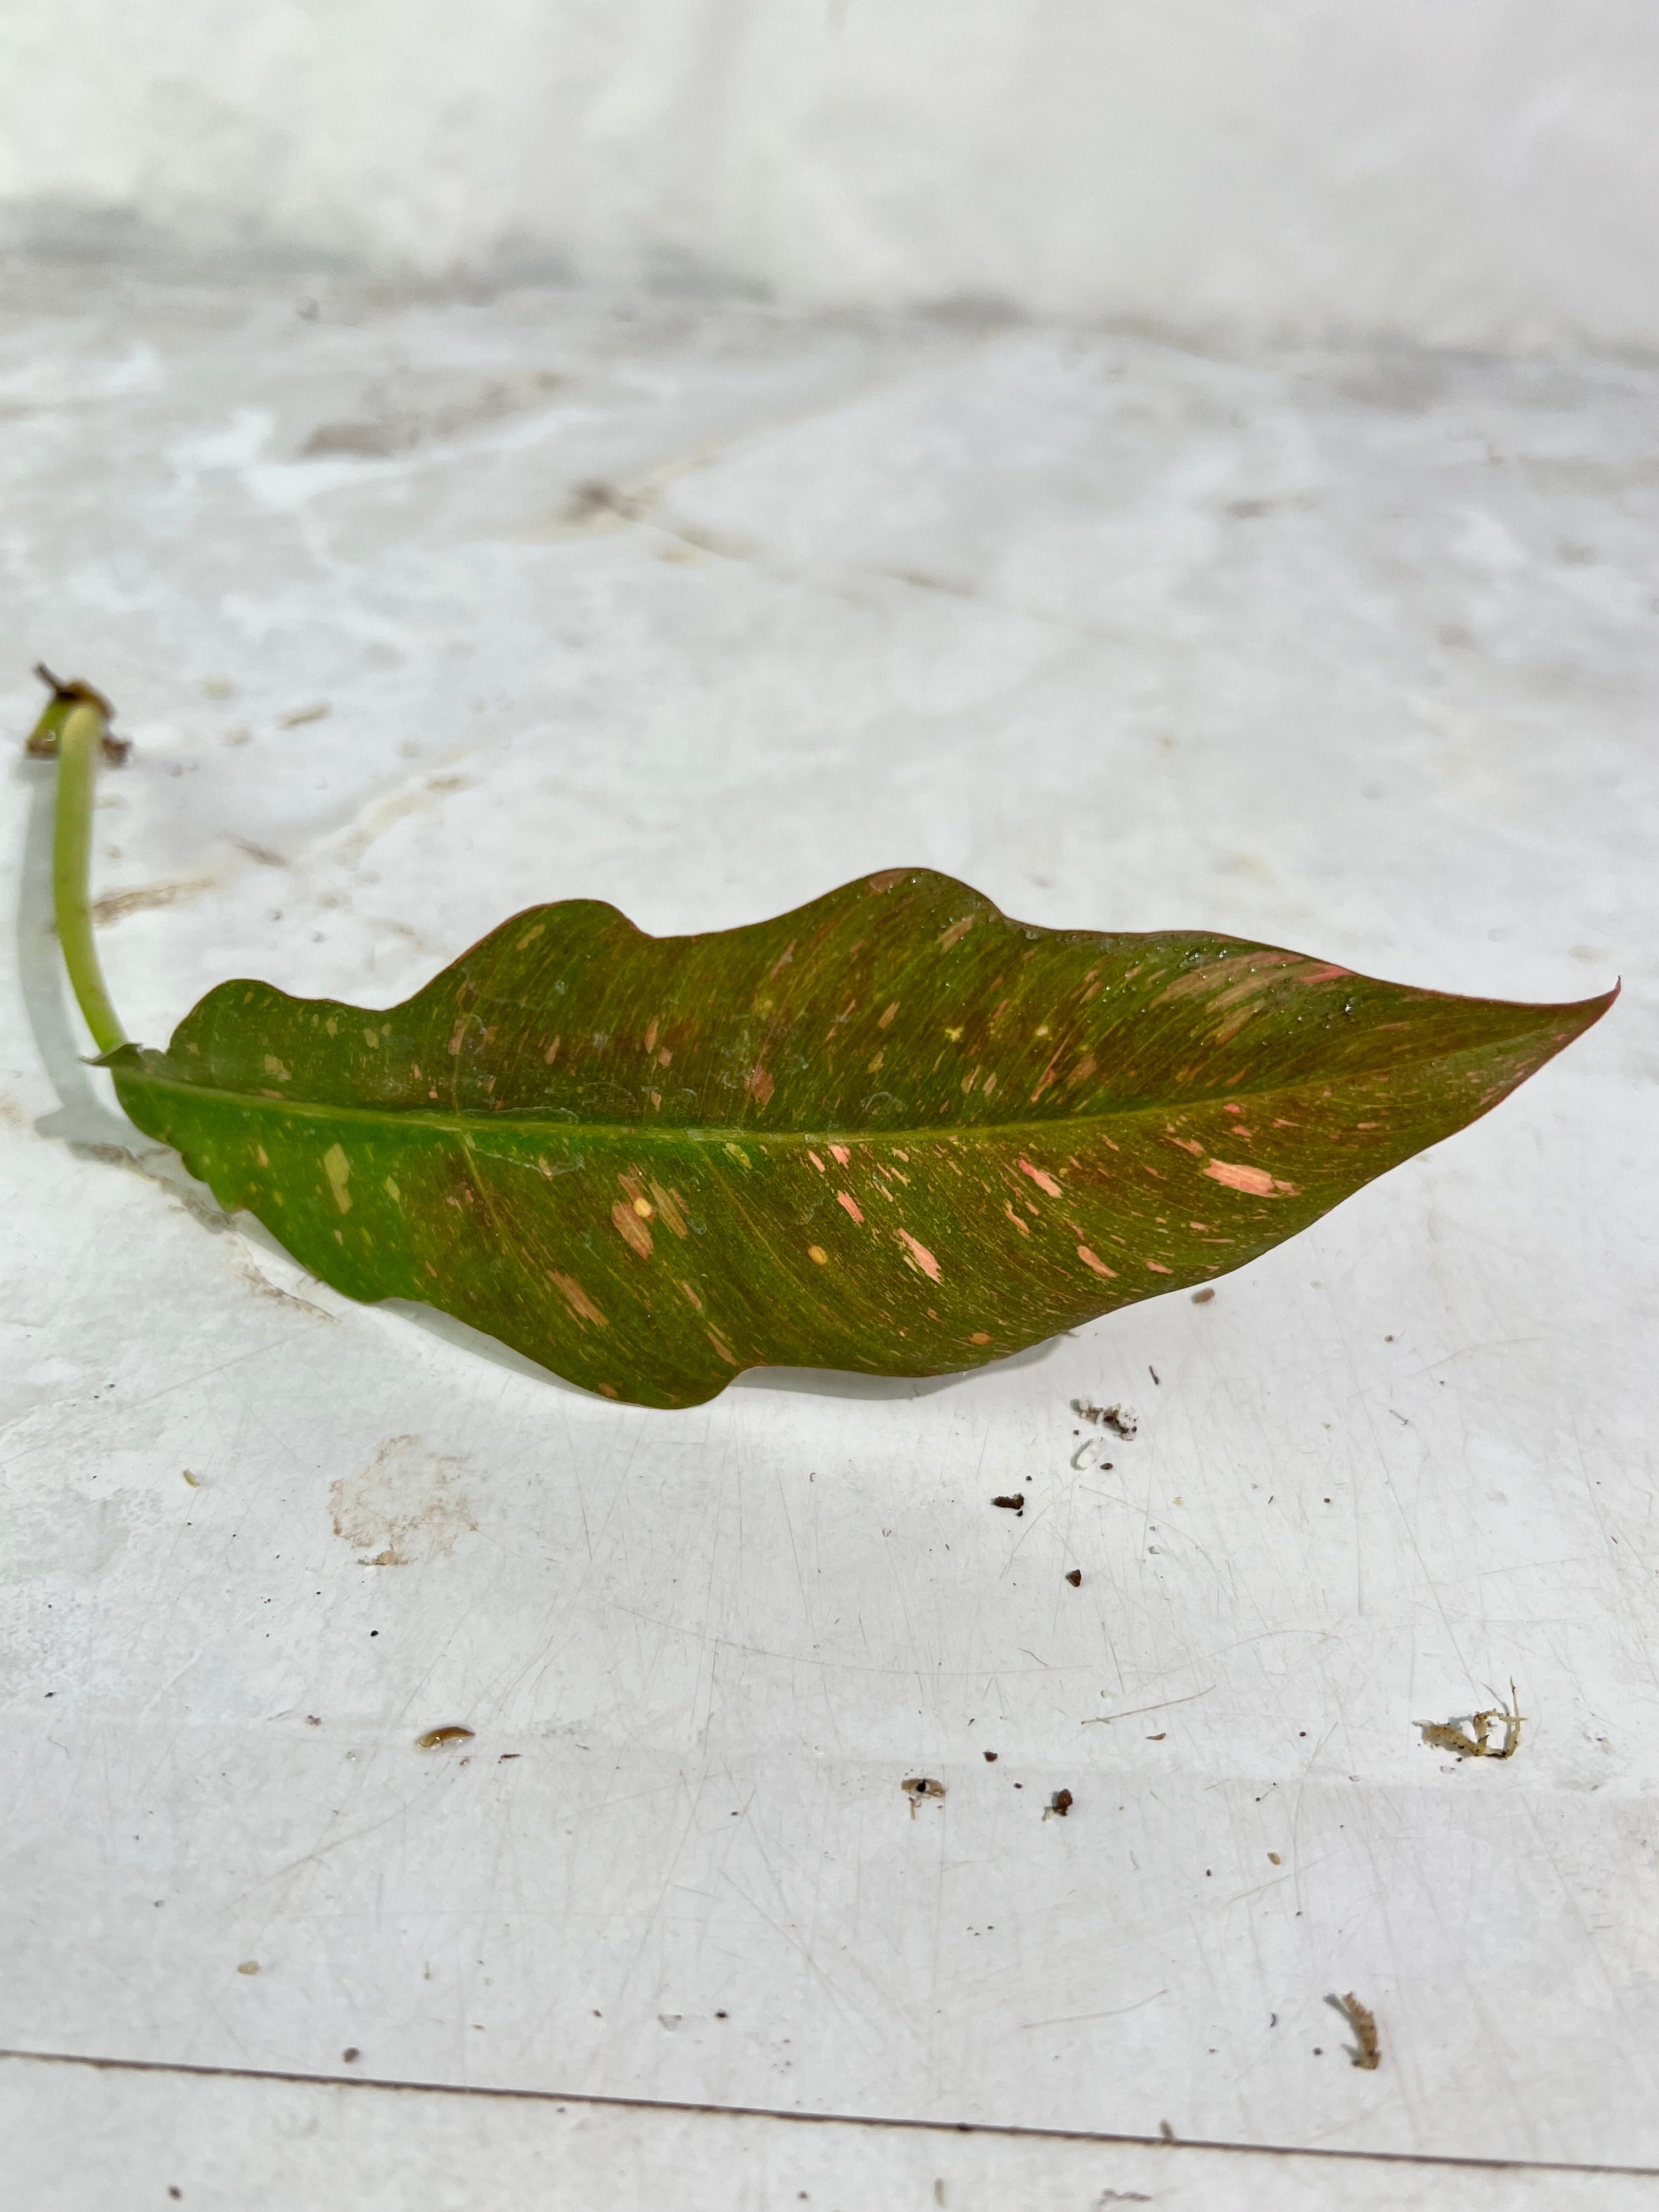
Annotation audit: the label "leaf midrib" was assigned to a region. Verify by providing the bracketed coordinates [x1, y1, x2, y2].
[115, 1028, 1528, 1152]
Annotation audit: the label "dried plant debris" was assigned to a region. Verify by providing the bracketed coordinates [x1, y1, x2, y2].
[1415, 1683, 1524, 1762]
[1074, 1400, 1138, 1439]
[1326, 1990, 1381, 2069]
[902, 1776, 947, 1818]
[1045, 1788, 1074, 1819]
[415, 1725, 475, 1750]
[992, 1492, 1026, 1514]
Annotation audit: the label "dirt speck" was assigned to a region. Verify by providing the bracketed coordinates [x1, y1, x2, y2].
[341, 2046, 360, 2064]
[1045, 1788, 1074, 1819]
[902, 1776, 947, 1818]
[1192, 1287, 1215, 1304]
[983, 1751, 998, 1762]
[236, 1960, 259, 1976]
[1073, 1399, 1138, 1438]
[992, 1493, 1025, 1514]
[1327, 1990, 1381, 2069]
[1416, 1683, 1523, 1760]
[1065, 1568, 1082, 1587]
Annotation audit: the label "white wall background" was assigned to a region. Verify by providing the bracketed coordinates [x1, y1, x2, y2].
[2, 0, 1657, 350]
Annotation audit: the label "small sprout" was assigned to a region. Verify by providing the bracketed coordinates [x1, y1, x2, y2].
[901, 1776, 946, 1818]
[1415, 1682, 1523, 1761]
[415, 1725, 476, 1750]
[1326, 1991, 1381, 2069]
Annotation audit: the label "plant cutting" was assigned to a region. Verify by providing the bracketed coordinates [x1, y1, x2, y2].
[30, 672, 1614, 1409]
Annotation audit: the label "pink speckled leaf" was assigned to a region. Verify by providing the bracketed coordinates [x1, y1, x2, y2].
[105, 870, 1612, 1407]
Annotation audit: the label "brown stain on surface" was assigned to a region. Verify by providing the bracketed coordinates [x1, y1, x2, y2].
[91, 876, 217, 926]
[329, 1436, 477, 1566]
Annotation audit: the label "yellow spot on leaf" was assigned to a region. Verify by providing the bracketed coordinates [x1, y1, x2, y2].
[1077, 1246, 1116, 1277]
[878, 1001, 899, 1028]
[263, 1054, 291, 1081]
[323, 1143, 352, 1212]
[384, 1176, 400, 1201]
[808, 1245, 828, 1265]
[255, 1144, 269, 1167]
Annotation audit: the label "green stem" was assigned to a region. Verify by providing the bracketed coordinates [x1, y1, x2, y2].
[53, 701, 129, 1056]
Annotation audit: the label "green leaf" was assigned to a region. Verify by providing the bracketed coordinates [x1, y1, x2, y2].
[103, 869, 1612, 1408]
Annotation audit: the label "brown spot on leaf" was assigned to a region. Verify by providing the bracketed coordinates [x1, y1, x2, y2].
[550, 1271, 607, 1328]
[612, 1200, 653, 1257]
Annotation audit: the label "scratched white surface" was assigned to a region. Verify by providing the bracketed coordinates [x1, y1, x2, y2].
[2, 267, 1657, 2188]
[8, 2053, 1659, 2212]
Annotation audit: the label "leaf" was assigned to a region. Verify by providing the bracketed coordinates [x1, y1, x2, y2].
[100, 868, 1611, 1408]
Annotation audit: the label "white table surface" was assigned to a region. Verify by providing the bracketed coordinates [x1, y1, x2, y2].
[3, 263, 1655, 2204]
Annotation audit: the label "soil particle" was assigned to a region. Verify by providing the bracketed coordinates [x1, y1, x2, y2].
[1064, 1568, 1082, 1587]
[992, 1493, 1025, 1513]
[1045, 1788, 1074, 1819]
